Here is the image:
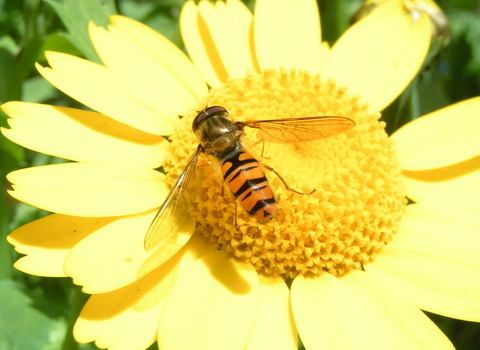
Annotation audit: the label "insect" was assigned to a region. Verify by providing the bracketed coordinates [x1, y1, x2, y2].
[144, 106, 355, 251]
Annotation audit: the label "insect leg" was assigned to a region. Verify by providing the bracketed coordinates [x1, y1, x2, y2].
[220, 181, 237, 203]
[248, 139, 269, 159]
[234, 199, 238, 230]
[262, 164, 316, 195]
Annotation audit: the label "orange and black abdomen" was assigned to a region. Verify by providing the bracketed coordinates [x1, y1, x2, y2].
[219, 147, 276, 223]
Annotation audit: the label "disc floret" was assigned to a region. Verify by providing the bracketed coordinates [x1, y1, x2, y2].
[165, 68, 406, 278]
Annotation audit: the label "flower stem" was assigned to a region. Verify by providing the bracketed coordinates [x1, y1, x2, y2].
[383, 77, 421, 134]
[0, 192, 13, 280]
[61, 284, 89, 350]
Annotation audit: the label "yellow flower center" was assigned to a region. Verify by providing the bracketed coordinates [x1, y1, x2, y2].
[164, 68, 406, 278]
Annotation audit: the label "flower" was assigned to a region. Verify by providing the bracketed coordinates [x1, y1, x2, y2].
[353, 0, 450, 39]
[2, 0, 480, 349]
[352, 0, 451, 63]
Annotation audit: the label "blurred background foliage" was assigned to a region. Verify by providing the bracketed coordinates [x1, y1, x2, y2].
[1, 0, 479, 349]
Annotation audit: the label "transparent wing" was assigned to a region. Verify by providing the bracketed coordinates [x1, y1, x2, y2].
[239, 116, 355, 143]
[144, 147, 201, 251]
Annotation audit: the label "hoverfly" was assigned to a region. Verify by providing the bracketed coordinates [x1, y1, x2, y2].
[144, 106, 355, 251]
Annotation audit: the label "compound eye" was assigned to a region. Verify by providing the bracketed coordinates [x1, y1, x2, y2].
[192, 106, 229, 131]
[205, 106, 228, 116]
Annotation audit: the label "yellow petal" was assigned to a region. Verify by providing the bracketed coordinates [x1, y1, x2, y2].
[254, 0, 322, 72]
[158, 251, 259, 350]
[246, 274, 297, 350]
[292, 272, 382, 349]
[180, 0, 226, 87]
[7, 162, 167, 217]
[136, 216, 197, 280]
[291, 271, 453, 349]
[74, 231, 215, 349]
[7, 214, 114, 277]
[37, 52, 175, 136]
[345, 270, 454, 349]
[392, 97, 480, 170]
[402, 160, 480, 210]
[197, 0, 258, 79]
[318, 41, 330, 70]
[1, 102, 167, 168]
[65, 210, 196, 293]
[366, 204, 480, 322]
[322, 0, 431, 112]
[76, 295, 161, 350]
[76, 288, 164, 350]
[109, 15, 208, 101]
[65, 211, 155, 293]
[401, 203, 480, 230]
[88, 21, 201, 118]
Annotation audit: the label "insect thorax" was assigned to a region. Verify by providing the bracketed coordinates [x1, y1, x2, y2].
[193, 112, 240, 155]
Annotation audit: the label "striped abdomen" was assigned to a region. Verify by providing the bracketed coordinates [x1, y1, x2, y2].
[219, 146, 276, 223]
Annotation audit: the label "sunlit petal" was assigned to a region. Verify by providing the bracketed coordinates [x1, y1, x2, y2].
[400, 203, 480, 229]
[317, 41, 330, 70]
[180, 0, 226, 87]
[76, 295, 162, 350]
[197, 0, 258, 79]
[403, 162, 480, 210]
[65, 210, 197, 293]
[1, 102, 167, 168]
[159, 251, 259, 350]
[254, 0, 321, 72]
[246, 274, 297, 350]
[109, 15, 208, 100]
[292, 270, 453, 349]
[292, 272, 384, 349]
[7, 163, 167, 217]
[89, 21, 201, 119]
[75, 230, 216, 350]
[6, 214, 114, 277]
[37, 52, 175, 136]
[366, 204, 480, 322]
[392, 97, 480, 170]
[346, 270, 454, 349]
[322, 0, 431, 112]
[65, 211, 154, 293]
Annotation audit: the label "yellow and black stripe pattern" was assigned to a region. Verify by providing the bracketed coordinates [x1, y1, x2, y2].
[220, 147, 276, 222]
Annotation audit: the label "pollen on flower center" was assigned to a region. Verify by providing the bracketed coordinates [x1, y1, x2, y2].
[164, 68, 406, 278]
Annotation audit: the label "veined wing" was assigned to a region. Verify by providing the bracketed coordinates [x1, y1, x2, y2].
[239, 116, 355, 143]
[144, 147, 201, 251]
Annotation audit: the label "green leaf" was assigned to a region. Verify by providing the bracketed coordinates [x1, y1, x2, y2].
[450, 11, 480, 72]
[0, 36, 20, 103]
[44, 0, 117, 63]
[12, 35, 44, 86]
[0, 192, 14, 280]
[37, 31, 82, 64]
[0, 112, 25, 180]
[0, 34, 43, 103]
[145, 14, 182, 48]
[119, 0, 183, 48]
[0, 280, 58, 350]
[22, 75, 58, 103]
